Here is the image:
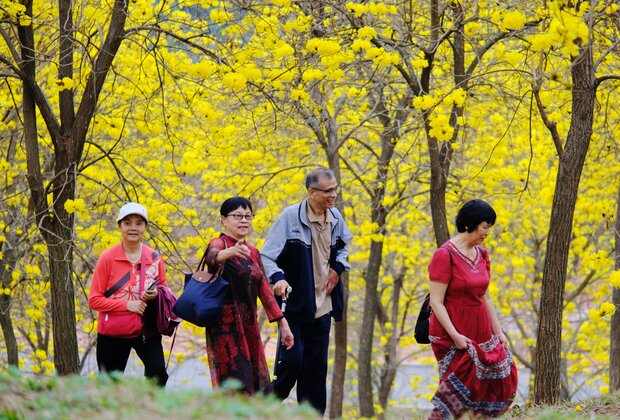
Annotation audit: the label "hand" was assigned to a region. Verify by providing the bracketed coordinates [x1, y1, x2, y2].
[141, 288, 158, 301]
[126, 300, 147, 315]
[222, 240, 251, 261]
[278, 319, 294, 350]
[452, 333, 471, 350]
[497, 331, 508, 347]
[325, 268, 339, 295]
[273, 280, 291, 298]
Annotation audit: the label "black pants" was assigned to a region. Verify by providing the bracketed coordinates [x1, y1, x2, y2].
[274, 314, 331, 415]
[96, 333, 168, 387]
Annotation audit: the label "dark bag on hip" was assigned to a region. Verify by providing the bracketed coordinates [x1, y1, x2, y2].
[172, 249, 229, 328]
[414, 245, 453, 344]
[414, 293, 432, 344]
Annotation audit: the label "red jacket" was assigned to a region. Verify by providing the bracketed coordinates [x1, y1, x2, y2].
[88, 243, 167, 337]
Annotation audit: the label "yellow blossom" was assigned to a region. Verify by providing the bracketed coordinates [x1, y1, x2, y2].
[275, 43, 295, 57]
[411, 58, 429, 69]
[64, 198, 86, 214]
[302, 69, 324, 82]
[429, 114, 454, 141]
[465, 22, 482, 37]
[592, 302, 616, 318]
[412, 95, 435, 111]
[210, 9, 232, 25]
[221, 72, 247, 90]
[501, 11, 527, 31]
[351, 39, 372, 52]
[451, 88, 467, 107]
[609, 270, 620, 288]
[357, 26, 377, 40]
[291, 88, 309, 101]
[306, 38, 341, 56]
[56, 77, 74, 91]
[346, 3, 367, 18]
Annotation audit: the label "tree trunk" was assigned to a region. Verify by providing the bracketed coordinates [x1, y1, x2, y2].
[0, 296, 18, 366]
[609, 181, 620, 390]
[17, 0, 129, 375]
[358, 238, 385, 417]
[426, 0, 452, 247]
[358, 125, 398, 417]
[533, 41, 595, 404]
[48, 150, 80, 374]
[377, 272, 403, 409]
[0, 119, 21, 366]
[329, 271, 348, 418]
[328, 151, 348, 418]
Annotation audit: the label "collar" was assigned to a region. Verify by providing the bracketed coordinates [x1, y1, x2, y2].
[299, 198, 338, 228]
[306, 201, 334, 224]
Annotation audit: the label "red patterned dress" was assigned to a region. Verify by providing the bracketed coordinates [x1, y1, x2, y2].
[428, 241, 518, 419]
[204, 233, 283, 394]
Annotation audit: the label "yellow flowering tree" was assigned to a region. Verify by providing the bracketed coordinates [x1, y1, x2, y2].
[524, 0, 620, 404]
[1, 1, 620, 417]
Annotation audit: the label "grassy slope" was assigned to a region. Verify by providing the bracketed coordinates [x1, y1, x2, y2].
[3, 369, 620, 419]
[0, 369, 317, 420]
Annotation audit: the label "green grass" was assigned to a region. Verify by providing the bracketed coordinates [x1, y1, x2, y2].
[502, 392, 620, 420]
[4, 368, 620, 419]
[0, 368, 318, 420]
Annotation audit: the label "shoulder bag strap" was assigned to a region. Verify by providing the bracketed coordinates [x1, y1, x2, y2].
[440, 244, 454, 265]
[139, 244, 146, 293]
[103, 245, 148, 297]
[104, 276, 131, 298]
[199, 236, 229, 277]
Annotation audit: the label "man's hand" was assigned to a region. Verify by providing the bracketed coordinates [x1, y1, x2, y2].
[273, 280, 291, 297]
[325, 268, 339, 295]
[126, 300, 147, 315]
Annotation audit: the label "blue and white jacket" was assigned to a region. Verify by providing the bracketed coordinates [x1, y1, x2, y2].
[260, 199, 353, 323]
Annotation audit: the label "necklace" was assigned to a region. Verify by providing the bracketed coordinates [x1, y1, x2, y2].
[126, 251, 141, 265]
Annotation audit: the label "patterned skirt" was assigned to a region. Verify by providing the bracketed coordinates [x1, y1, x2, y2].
[429, 335, 518, 419]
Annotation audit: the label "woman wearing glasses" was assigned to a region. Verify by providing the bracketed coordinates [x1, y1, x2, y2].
[203, 196, 294, 394]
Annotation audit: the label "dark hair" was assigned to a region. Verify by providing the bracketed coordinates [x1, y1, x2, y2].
[455, 199, 496, 233]
[220, 196, 253, 216]
[305, 167, 335, 189]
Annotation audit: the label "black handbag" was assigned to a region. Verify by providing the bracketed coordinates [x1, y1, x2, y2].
[414, 245, 454, 344]
[414, 293, 432, 344]
[172, 249, 229, 328]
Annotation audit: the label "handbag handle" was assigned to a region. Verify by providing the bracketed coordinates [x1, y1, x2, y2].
[197, 236, 229, 278]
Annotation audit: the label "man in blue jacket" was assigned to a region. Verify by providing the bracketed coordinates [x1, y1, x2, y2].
[261, 167, 352, 415]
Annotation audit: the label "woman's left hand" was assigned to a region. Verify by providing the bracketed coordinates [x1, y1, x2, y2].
[497, 331, 508, 347]
[142, 288, 158, 301]
[278, 319, 295, 349]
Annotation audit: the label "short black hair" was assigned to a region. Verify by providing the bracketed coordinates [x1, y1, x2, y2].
[305, 167, 335, 189]
[220, 196, 253, 216]
[455, 199, 496, 233]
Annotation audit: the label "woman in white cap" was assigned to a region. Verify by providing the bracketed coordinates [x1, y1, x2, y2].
[88, 202, 169, 386]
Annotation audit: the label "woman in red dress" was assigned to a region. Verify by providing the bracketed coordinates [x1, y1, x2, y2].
[204, 197, 294, 394]
[428, 199, 518, 419]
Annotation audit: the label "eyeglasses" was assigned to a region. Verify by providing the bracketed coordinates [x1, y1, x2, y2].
[226, 213, 254, 221]
[311, 185, 342, 195]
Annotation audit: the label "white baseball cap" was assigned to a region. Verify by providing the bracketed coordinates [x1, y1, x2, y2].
[117, 202, 148, 224]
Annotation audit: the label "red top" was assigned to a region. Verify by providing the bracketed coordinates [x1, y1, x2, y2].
[428, 240, 492, 342]
[88, 243, 167, 337]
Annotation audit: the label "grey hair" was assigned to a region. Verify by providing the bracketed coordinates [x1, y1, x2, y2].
[305, 167, 335, 189]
